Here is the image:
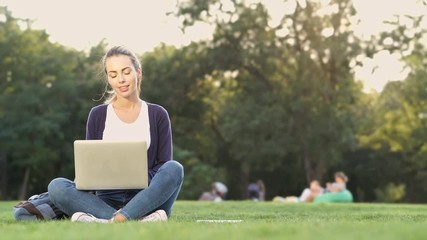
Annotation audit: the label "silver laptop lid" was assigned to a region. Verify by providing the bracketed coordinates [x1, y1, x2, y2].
[74, 140, 148, 190]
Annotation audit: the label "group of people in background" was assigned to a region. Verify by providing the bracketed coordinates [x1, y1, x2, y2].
[198, 179, 266, 202]
[273, 171, 350, 203]
[198, 171, 351, 203]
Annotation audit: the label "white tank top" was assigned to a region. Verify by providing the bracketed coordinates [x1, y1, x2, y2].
[103, 100, 151, 149]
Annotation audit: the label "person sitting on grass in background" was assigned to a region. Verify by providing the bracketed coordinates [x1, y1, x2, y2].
[326, 171, 348, 193]
[247, 179, 266, 201]
[257, 179, 266, 201]
[273, 180, 323, 203]
[47, 46, 184, 223]
[312, 171, 353, 203]
[298, 180, 324, 202]
[199, 182, 228, 202]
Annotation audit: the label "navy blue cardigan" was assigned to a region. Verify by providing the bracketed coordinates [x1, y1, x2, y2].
[85, 103, 172, 182]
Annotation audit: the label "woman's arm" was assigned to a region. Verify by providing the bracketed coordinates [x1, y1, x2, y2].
[85, 105, 107, 140]
[148, 106, 172, 180]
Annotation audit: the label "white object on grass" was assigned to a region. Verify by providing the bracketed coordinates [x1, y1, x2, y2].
[196, 219, 243, 223]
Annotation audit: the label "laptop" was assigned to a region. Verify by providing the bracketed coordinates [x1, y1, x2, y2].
[73, 140, 148, 190]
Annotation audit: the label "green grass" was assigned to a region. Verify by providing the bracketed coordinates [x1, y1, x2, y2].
[2, 201, 427, 239]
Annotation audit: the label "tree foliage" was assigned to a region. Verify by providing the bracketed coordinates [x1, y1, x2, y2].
[349, 10, 427, 202]
[1, 1, 427, 202]
[175, 0, 365, 197]
[0, 7, 103, 199]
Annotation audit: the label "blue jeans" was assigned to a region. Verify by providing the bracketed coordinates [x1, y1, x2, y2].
[48, 160, 184, 220]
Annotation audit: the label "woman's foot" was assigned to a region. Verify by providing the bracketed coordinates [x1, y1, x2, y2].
[71, 212, 110, 223]
[139, 210, 168, 222]
[71, 209, 167, 223]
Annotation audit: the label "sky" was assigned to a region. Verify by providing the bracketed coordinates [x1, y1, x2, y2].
[1, 0, 427, 92]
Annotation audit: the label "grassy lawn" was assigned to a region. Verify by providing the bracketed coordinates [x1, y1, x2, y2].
[1, 200, 427, 239]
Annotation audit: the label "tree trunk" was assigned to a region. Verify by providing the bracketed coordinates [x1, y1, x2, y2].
[0, 152, 7, 200]
[303, 155, 324, 184]
[240, 162, 250, 199]
[19, 168, 30, 200]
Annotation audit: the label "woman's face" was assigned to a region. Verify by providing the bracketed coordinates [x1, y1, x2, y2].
[105, 55, 141, 100]
[335, 176, 345, 183]
[310, 182, 320, 191]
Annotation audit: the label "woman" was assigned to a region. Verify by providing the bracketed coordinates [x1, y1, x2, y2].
[48, 46, 184, 223]
[326, 171, 348, 193]
[198, 182, 228, 202]
[272, 180, 323, 203]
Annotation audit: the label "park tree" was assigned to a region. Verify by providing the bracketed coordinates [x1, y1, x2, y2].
[360, 16, 427, 202]
[353, 8, 427, 202]
[141, 43, 227, 199]
[175, 0, 365, 197]
[0, 7, 103, 199]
